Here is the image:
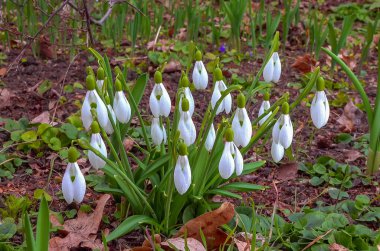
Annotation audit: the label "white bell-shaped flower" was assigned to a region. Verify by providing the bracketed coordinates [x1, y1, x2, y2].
[272, 102, 293, 149]
[263, 55, 274, 82]
[219, 128, 244, 179]
[178, 97, 196, 146]
[81, 75, 108, 131]
[271, 141, 284, 163]
[211, 68, 232, 115]
[258, 93, 272, 126]
[104, 103, 116, 134]
[311, 78, 329, 129]
[62, 147, 86, 204]
[179, 76, 195, 116]
[113, 79, 131, 124]
[272, 52, 281, 83]
[231, 93, 252, 147]
[174, 143, 192, 195]
[151, 117, 167, 145]
[96, 67, 105, 90]
[192, 51, 208, 90]
[205, 123, 216, 151]
[88, 122, 107, 169]
[149, 71, 171, 117]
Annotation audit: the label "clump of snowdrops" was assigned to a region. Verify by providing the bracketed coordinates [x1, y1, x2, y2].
[62, 33, 328, 239]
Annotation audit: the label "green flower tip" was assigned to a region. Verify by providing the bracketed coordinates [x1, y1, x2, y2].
[86, 75, 96, 90]
[105, 95, 110, 105]
[215, 68, 223, 81]
[91, 121, 100, 134]
[195, 50, 202, 61]
[181, 97, 190, 112]
[114, 66, 122, 76]
[263, 92, 270, 101]
[317, 77, 325, 91]
[181, 75, 190, 87]
[68, 146, 80, 163]
[115, 79, 122, 91]
[178, 142, 188, 156]
[237, 93, 246, 108]
[90, 102, 97, 109]
[282, 102, 290, 114]
[154, 71, 162, 84]
[97, 67, 105, 80]
[225, 128, 234, 142]
[86, 66, 94, 76]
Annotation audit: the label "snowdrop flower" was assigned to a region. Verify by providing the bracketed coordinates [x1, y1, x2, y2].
[96, 67, 105, 90]
[218, 128, 244, 179]
[149, 71, 171, 117]
[151, 117, 167, 146]
[271, 141, 284, 163]
[88, 122, 107, 169]
[62, 147, 86, 204]
[192, 50, 208, 90]
[272, 102, 293, 149]
[263, 52, 281, 83]
[311, 77, 330, 129]
[205, 123, 216, 151]
[211, 68, 232, 115]
[104, 95, 116, 134]
[258, 92, 272, 126]
[179, 75, 195, 116]
[174, 143, 192, 195]
[178, 97, 196, 146]
[232, 93, 252, 147]
[81, 75, 108, 131]
[113, 79, 131, 124]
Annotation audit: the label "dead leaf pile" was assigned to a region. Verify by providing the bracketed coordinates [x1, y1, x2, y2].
[337, 101, 364, 133]
[291, 54, 317, 74]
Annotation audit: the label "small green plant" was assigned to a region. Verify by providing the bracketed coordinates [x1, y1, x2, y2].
[223, 0, 248, 51]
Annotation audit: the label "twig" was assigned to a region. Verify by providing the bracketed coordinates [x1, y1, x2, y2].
[7, 0, 70, 74]
[152, 25, 162, 52]
[267, 181, 279, 246]
[301, 229, 333, 251]
[82, 0, 94, 46]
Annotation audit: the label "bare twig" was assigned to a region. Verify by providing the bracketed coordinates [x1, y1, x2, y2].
[82, 0, 94, 46]
[7, 0, 70, 74]
[301, 229, 333, 251]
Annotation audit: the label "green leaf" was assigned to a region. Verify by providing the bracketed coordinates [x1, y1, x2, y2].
[23, 212, 36, 251]
[11, 130, 23, 141]
[219, 182, 265, 192]
[21, 131, 37, 142]
[313, 163, 327, 174]
[0, 218, 17, 241]
[60, 123, 78, 140]
[328, 188, 349, 200]
[33, 189, 52, 202]
[106, 215, 159, 242]
[48, 137, 61, 151]
[37, 80, 52, 95]
[310, 176, 324, 186]
[36, 196, 50, 251]
[336, 133, 353, 143]
[206, 189, 242, 199]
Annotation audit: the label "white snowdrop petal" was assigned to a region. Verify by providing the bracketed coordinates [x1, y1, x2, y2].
[113, 91, 131, 124]
[259, 101, 272, 126]
[272, 52, 281, 83]
[159, 84, 171, 117]
[272, 118, 281, 144]
[279, 115, 293, 149]
[185, 87, 195, 116]
[149, 85, 160, 117]
[96, 80, 104, 90]
[211, 85, 222, 114]
[62, 163, 75, 204]
[193, 61, 208, 90]
[219, 142, 235, 179]
[205, 123, 216, 151]
[311, 99, 326, 129]
[94, 91, 109, 129]
[178, 112, 196, 146]
[81, 92, 93, 130]
[234, 145, 244, 176]
[271, 141, 284, 163]
[224, 93, 232, 114]
[89, 133, 106, 169]
[104, 105, 115, 134]
[263, 56, 274, 82]
[72, 163, 86, 203]
[151, 117, 164, 145]
[174, 156, 191, 195]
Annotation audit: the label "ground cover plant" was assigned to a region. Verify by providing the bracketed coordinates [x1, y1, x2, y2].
[0, 1, 379, 250]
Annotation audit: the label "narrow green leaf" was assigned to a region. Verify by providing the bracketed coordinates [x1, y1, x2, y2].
[219, 182, 266, 192]
[206, 189, 242, 199]
[23, 212, 36, 251]
[36, 196, 49, 251]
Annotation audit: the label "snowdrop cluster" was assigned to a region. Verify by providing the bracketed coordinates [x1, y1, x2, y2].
[263, 52, 281, 83]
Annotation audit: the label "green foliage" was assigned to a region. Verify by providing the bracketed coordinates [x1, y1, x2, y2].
[0, 195, 31, 220]
[223, 0, 248, 51]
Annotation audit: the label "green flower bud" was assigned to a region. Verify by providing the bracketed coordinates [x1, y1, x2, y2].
[214, 68, 223, 81]
[181, 75, 190, 88]
[97, 67, 105, 80]
[68, 146, 80, 163]
[317, 77, 325, 91]
[91, 121, 100, 134]
[178, 142, 188, 156]
[114, 66, 122, 77]
[225, 128, 234, 142]
[86, 66, 94, 76]
[115, 79, 122, 91]
[282, 102, 290, 114]
[86, 75, 96, 90]
[154, 71, 162, 84]
[182, 97, 190, 112]
[90, 103, 97, 109]
[195, 50, 202, 61]
[105, 95, 111, 105]
[263, 92, 270, 101]
[237, 93, 246, 108]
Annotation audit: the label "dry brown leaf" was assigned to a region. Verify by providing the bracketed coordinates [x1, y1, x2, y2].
[123, 138, 134, 152]
[344, 150, 363, 162]
[337, 101, 363, 132]
[31, 111, 50, 124]
[291, 54, 316, 74]
[49, 194, 111, 251]
[234, 239, 251, 251]
[276, 162, 298, 181]
[329, 243, 349, 251]
[175, 202, 235, 249]
[39, 35, 54, 59]
[0, 89, 15, 108]
[0, 67, 7, 77]
[164, 60, 181, 73]
[161, 237, 206, 251]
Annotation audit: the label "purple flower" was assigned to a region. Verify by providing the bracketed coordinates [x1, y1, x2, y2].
[219, 44, 226, 53]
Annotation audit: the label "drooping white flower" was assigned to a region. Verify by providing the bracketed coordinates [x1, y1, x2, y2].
[231, 93, 252, 147]
[81, 75, 108, 131]
[149, 71, 171, 117]
[151, 117, 167, 145]
[179, 76, 195, 116]
[205, 123, 216, 151]
[258, 99, 272, 126]
[272, 102, 293, 149]
[62, 147, 86, 204]
[113, 80, 131, 124]
[104, 104, 116, 134]
[88, 122, 107, 169]
[311, 78, 329, 129]
[218, 128, 244, 179]
[263, 55, 274, 82]
[192, 50, 208, 90]
[178, 98, 196, 146]
[174, 143, 191, 195]
[271, 141, 284, 163]
[263, 52, 281, 83]
[211, 68, 232, 115]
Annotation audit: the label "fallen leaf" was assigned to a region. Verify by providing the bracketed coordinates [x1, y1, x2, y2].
[337, 101, 363, 132]
[276, 162, 298, 181]
[175, 202, 235, 249]
[39, 35, 54, 59]
[31, 111, 50, 124]
[329, 243, 349, 251]
[161, 237, 206, 251]
[344, 150, 363, 162]
[164, 60, 181, 73]
[0, 89, 15, 108]
[234, 239, 251, 251]
[0, 67, 6, 77]
[291, 54, 316, 74]
[123, 138, 134, 152]
[49, 194, 111, 251]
